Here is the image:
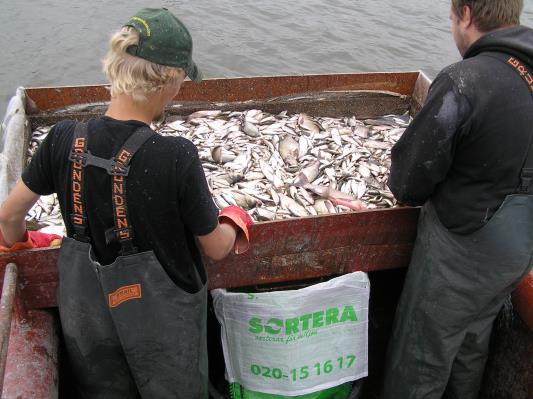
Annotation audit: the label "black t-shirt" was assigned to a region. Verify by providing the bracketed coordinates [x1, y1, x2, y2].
[22, 116, 219, 292]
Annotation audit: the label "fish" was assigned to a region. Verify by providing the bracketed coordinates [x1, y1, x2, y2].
[298, 136, 309, 159]
[229, 190, 261, 210]
[165, 120, 189, 132]
[255, 206, 277, 221]
[26, 107, 411, 225]
[187, 110, 222, 121]
[293, 160, 320, 186]
[243, 119, 261, 138]
[298, 113, 320, 135]
[211, 146, 237, 163]
[279, 194, 309, 217]
[331, 128, 342, 147]
[353, 125, 369, 138]
[302, 182, 359, 203]
[279, 135, 299, 170]
[313, 199, 330, 215]
[359, 164, 371, 178]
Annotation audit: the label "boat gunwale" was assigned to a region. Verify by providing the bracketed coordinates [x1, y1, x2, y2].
[24, 71, 422, 113]
[5, 70, 532, 333]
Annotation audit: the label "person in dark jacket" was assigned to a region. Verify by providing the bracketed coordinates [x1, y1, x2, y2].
[0, 8, 252, 398]
[382, 1, 533, 398]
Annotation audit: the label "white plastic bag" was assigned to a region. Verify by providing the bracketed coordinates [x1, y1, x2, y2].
[212, 272, 370, 396]
[0, 87, 30, 202]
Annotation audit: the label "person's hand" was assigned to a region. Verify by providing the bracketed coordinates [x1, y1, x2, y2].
[218, 206, 253, 254]
[0, 230, 33, 253]
[0, 230, 62, 253]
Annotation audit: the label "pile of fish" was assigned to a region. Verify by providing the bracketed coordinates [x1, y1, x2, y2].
[26, 109, 410, 230]
[26, 193, 64, 235]
[27, 125, 51, 164]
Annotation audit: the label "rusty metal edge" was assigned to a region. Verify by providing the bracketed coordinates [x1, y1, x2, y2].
[24, 71, 421, 112]
[0, 263, 17, 395]
[2, 309, 59, 399]
[412, 70, 432, 114]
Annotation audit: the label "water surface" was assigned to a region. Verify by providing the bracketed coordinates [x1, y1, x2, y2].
[1, 0, 532, 112]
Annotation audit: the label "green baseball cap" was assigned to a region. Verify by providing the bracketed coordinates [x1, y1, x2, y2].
[124, 8, 202, 82]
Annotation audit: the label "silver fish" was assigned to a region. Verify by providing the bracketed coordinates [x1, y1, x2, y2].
[243, 119, 261, 138]
[211, 146, 237, 163]
[298, 113, 320, 135]
[187, 110, 222, 121]
[27, 107, 411, 225]
[279, 135, 299, 170]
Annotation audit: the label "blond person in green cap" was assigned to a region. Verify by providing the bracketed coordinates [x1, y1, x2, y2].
[0, 8, 252, 398]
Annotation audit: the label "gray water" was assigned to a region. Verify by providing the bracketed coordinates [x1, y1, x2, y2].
[2, 1, 533, 113]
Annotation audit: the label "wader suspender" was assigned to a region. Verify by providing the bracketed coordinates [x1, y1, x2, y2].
[484, 52, 533, 194]
[69, 123, 90, 242]
[68, 123, 154, 255]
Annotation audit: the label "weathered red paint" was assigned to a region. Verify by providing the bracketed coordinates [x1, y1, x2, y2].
[207, 207, 419, 288]
[0, 249, 60, 310]
[1, 307, 58, 398]
[0, 208, 418, 307]
[0, 263, 17, 393]
[25, 72, 420, 112]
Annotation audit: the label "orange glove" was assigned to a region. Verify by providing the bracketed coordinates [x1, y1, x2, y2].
[29, 231, 62, 248]
[0, 230, 62, 253]
[219, 205, 253, 254]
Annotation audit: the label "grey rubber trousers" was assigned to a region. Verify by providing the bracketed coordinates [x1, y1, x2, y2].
[58, 238, 209, 398]
[382, 195, 533, 399]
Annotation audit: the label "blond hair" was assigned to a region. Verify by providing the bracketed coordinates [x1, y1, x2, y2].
[102, 27, 184, 102]
[452, 0, 523, 32]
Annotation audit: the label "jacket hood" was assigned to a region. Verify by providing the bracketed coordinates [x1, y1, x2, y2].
[464, 26, 533, 66]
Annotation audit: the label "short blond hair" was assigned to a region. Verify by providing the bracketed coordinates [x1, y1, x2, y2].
[452, 0, 523, 32]
[102, 27, 184, 102]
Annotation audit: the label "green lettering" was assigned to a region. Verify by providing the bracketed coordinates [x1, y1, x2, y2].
[312, 311, 324, 328]
[325, 308, 339, 325]
[250, 307, 357, 336]
[265, 318, 283, 335]
[300, 314, 312, 331]
[340, 305, 358, 323]
[249, 317, 263, 334]
[285, 317, 299, 334]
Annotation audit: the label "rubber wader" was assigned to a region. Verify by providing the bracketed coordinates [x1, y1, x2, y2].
[57, 123, 208, 398]
[382, 52, 533, 399]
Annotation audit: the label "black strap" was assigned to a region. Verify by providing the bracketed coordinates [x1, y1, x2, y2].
[69, 150, 131, 176]
[69, 123, 90, 242]
[483, 52, 533, 194]
[107, 127, 154, 255]
[68, 124, 154, 254]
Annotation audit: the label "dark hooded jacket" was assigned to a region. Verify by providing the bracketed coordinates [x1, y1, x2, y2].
[388, 26, 533, 233]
